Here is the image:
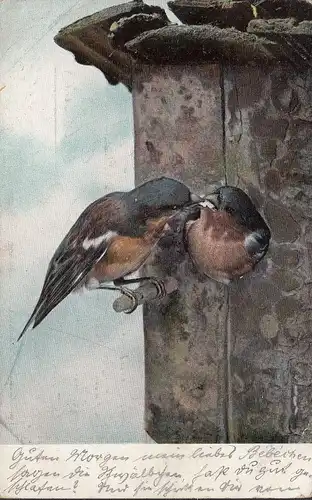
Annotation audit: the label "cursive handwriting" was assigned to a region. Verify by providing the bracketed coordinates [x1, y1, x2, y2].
[9, 447, 59, 470]
[239, 445, 312, 463]
[133, 451, 185, 462]
[4, 443, 312, 498]
[190, 446, 237, 460]
[249, 484, 301, 494]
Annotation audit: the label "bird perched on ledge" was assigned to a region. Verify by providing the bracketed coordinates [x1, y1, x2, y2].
[18, 176, 202, 341]
[185, 185, 271, 285]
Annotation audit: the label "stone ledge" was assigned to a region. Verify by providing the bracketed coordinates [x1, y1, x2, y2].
[255, 0, 312, 22]
[248, 19, 312, 66]
[167, 0, 312, 29]
[248, 18, 312, 35]
[168, 0, 256, 31]
[54, 0, 170, 91]
[125, 25, 285, 64]
[54, 0, 312, 90]
[109, 13, 170, 49]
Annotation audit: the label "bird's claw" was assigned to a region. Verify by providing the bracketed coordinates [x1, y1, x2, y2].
[148, 277, 167, 300]
[118, 278, 166, 314]
[119, 287, 139, 314]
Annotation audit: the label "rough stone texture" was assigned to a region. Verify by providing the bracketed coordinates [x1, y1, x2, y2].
[167, 0, 255, 31]
[54, 0, 312, 89]
[54, 0, 170, 90]
[248, 17, 299, 33]
[126, 25, 283, 64]
[134, 63, 312, 443]
[168, 0, 312, 27]
[224, 65, 312, 442]
[109, 13, 170, 49]
[133, 65, 229, 443]
[247, 19, 312, 68]
[255, 0, 312, 22]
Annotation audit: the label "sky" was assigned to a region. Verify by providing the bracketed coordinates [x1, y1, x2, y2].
[0, 0, 177, 444]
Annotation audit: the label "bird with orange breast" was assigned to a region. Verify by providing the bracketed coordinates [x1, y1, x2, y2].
[185, 185, 271, 284]
[18, 176, 202, 341]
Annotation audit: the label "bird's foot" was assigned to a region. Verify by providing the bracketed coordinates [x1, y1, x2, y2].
[113, 276, 152, 286]
[95, 283, 138, 312]
[114, 276, 166, 299]
[113, 277, 167, 314]
[145, 277, 167, 299]
[112, 276, 177, 314]
[85, 277, 120, 292]
[118, 286, 139, 314]
[97, 284, 121, 291]
[94, 277, 167, 314]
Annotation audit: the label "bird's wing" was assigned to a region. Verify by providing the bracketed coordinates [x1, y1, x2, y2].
[18, 215, 118, 341]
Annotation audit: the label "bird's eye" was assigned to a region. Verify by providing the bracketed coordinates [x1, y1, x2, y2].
[225, 206, 234, 214]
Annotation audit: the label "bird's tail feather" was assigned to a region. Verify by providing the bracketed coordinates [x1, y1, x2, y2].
[17, 298, 47, 342]
[17, 312, 37, 342]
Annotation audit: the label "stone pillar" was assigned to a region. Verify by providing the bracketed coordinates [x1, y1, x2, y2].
[54, 0, 312, 444]
[133, 63, 312, 443]
[133, 65, 229, 443]
[224, 65, 312, 443]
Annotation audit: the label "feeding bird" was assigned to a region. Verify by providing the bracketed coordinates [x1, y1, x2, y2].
[185, 185, 271, 284]
[18, 176, 202, 341]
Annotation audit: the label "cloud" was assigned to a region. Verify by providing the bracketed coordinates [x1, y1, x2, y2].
[0, 138, 134, 297]
[0, 0, 159, 445]
[0, 138, 139, 444]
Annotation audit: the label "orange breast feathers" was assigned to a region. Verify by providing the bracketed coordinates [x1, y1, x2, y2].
[186, 208, 254, 283]
[90, 215, 171, 282]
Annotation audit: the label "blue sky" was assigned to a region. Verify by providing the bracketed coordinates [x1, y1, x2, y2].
[0, 0, 174, 444]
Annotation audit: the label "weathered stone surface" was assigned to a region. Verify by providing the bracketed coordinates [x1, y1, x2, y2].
[248, 18, 299, 34]
[54, 0, 312, 89]
[109, 13, 170, 49]
[248, 19, 312, 38]
[255, 0, 312, 22]
[168, 0, 255, 31]
[54, 0, 170, 90]
[248, 19, 312, 68]
[224, 65, 312, 442]
[126, 25, 281, 64]
[133, 63, 312, 443]
[264, 200, 301, 243]
[133, 65, 228, 442]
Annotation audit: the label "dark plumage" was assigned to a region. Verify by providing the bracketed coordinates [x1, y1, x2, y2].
[18, 176, 201, 341]
[186, 185, 271, 284]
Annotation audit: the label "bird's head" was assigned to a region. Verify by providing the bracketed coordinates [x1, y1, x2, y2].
[128, 176, 203, 218]
[202, 185, 271, 239]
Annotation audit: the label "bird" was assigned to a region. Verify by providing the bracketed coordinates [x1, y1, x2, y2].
[18, 176, 202, 341]
[185, 185, 271, 285]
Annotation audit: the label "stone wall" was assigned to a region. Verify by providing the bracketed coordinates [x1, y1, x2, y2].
[54, 0, 312, 443]
[134, 63, 312, 443]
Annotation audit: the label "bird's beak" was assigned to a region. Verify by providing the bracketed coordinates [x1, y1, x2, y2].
[200, 192, 219, 209]
[190, 192, 204, 202]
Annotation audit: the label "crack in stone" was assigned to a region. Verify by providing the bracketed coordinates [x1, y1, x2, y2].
[224, 286, 233, 443]
[218, 64, 233, 443]
[219, 63, 228, 185]
[232, 73, 243, 146]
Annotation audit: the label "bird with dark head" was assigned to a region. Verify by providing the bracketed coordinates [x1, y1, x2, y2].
[18, 176, 202, 341]
[185, 185, 271, 284]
